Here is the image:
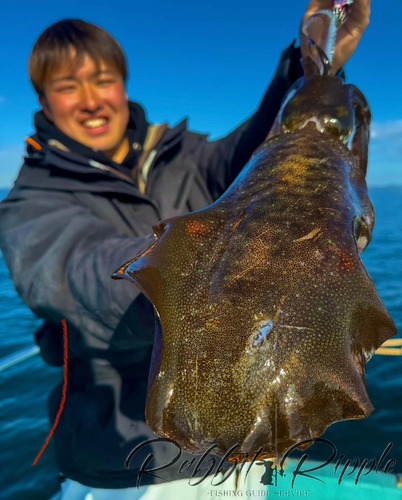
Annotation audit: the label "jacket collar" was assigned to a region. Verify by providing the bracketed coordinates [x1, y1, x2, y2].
[16, 103, 187, 192]
[25, 116, 187, 171]
[31, 100, 149, 175]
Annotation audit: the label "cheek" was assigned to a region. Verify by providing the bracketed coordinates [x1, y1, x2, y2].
[48, 95, 79, 121]
[107, 85, 128, 111]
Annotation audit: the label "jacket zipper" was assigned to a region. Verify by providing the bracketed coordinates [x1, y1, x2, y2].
[88, 159, 135, 184]
[87, 158, 163, 219]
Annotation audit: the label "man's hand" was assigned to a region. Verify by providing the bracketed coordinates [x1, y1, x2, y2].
[300, 0, 371, 73]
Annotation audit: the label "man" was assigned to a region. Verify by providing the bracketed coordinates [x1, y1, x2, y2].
[0, 2, 370, 498]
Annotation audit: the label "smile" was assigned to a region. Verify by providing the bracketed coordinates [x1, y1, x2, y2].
[82, 118, 108, 128]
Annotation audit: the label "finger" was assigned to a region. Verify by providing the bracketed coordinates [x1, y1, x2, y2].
[337, 1, 370, 47]
[303, 0, 334, 19]
[343, 0, 371, 34]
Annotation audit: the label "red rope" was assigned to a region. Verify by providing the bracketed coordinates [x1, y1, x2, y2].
[31, 319, 68, 466]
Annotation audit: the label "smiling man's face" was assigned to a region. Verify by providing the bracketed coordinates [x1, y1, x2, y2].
[39, 53, 129, 159]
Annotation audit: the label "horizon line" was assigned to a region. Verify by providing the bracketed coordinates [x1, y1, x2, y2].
[1, 184, 402, 192]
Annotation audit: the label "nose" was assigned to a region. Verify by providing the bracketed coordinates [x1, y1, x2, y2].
[80, 84, 102, 113]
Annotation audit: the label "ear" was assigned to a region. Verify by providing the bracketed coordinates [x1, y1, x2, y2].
[305, 39, 332, 77]
[312, 41, 332, 77]
[350, 85, 371, 176]
[39, 94, 53, 122]
[301, 55, 321, 79]
[264, 112, 282, 143]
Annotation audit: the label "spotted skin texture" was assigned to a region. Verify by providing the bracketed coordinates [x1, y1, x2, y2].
[113, 66, 396, 461]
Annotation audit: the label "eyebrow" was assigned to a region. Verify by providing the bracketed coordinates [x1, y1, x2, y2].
[50, 76, 75, 84]
[49, 69, 117, 84]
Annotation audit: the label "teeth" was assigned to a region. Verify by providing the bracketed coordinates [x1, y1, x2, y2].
[83, 118, 106, 128]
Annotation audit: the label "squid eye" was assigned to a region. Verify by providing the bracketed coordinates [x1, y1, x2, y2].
[353, 215, 371, 253]
[324, 118, 341, 139]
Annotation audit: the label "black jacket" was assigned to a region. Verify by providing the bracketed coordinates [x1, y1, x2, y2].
[0, 43, 302, 488]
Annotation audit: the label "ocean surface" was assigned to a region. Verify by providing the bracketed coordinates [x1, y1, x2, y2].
[0, 186, 401, 500]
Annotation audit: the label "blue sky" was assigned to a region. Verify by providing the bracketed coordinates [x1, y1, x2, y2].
[0, 0, 401, 187]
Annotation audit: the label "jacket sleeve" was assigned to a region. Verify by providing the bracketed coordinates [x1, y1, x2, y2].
[0, 188, 157, 358]
[194, 42, 304, 199]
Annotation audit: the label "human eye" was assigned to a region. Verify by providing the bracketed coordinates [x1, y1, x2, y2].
[97, 78, 116, 86]
[55, 85, 77, 93]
